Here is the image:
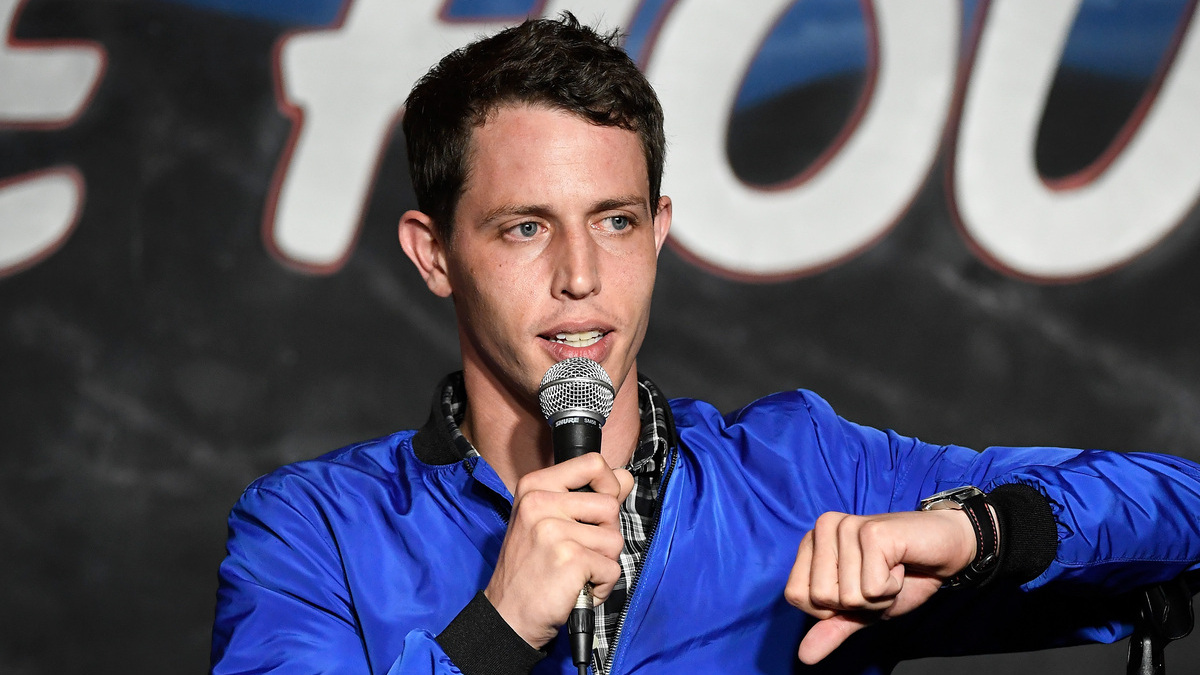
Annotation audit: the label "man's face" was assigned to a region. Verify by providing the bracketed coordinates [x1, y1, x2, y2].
[440, 104, 671, 405]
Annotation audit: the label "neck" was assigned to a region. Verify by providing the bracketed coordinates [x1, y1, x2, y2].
[459, 363, 642, 495]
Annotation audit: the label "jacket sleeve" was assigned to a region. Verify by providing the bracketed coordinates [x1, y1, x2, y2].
[211, 485, 466, 675]
[794, 389, 1200, 653]
[795, 389, 1200, 588]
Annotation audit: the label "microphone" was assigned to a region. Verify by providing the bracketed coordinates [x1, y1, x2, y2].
[538, 357, 615, 675]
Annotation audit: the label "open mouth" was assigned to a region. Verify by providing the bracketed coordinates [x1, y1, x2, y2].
[545, 330, 607, 348]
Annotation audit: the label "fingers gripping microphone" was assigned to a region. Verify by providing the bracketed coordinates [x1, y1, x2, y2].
[538, 357, 615, 675]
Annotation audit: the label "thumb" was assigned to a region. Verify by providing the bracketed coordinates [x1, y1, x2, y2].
[798, 613, 871, 665]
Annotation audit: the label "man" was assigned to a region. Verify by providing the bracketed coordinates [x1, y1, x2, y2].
[212, 14, 1200, 675]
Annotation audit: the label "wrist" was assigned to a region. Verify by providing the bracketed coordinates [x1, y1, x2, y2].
[484, 584, 556, 649]
[919, 485, 1000, 587]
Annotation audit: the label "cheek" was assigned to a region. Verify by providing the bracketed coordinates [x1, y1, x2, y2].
[463, 265, 537, 328]
[450, 268, 502, 329]
[617, 247, 659, 290]
[612, 257, 658, 329]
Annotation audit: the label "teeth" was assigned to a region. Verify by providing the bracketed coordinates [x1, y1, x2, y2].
[551, 330, 604, 347]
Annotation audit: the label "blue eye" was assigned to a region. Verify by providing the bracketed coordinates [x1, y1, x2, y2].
[608, 216, 630, 231]
[515, 222, 538, 238]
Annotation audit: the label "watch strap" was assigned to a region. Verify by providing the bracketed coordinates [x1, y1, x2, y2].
[920, 486, 999, 588]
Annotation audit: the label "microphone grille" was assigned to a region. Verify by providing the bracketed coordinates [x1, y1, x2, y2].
[538, 357, 615, 423]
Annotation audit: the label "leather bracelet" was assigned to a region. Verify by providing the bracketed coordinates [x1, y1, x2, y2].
[918, 486, 999, 588]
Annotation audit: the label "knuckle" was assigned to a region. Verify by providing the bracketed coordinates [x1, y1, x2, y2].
[836, 514, 864, 538]
[514, 474, 537, 498]
[531, 516, 562, 542]
[794, 532, 814, 557]
[783, 584, 806, 608]
[810, 585, 839, 609]
[861, 577, 889, 600]
[597, 558, 621, 586]
[601, 529, 625, 558]
[551, 539, 580, 567]
[578, 452, 606, 477]
[839, 588, 863, 608]
[814, 511, 844, 533]
[858, 520, 885, 545]
[520, 488, 548, 512]
[601, 494, 622, 520]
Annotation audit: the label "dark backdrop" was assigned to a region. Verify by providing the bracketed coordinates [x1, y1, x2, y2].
[2, 1, 1199, 672]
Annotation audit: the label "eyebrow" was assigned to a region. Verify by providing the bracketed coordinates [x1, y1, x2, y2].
[480, 203, 554, 226]
[594, 195, 650, 214]
[479, 194, 650, 226]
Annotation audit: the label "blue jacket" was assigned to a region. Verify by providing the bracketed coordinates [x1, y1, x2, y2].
[212, 389, 1200, 674]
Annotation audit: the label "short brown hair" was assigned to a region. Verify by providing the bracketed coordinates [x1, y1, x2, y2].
[402, 12, 666, 241]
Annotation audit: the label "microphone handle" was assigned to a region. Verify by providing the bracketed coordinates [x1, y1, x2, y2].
[551, 416, 602, 673]
[552, 416, 602, 465]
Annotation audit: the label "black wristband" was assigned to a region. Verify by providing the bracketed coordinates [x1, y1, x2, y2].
[987, 482, 1058, 584]
[436, 591, 546, 675]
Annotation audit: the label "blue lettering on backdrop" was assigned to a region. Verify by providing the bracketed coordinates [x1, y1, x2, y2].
[156, 0, 1189, 106]
[443, 0, 540, 20]
[159, 0, 344, 26]
[731, 0, 1188, 112]
[1063, 0, 1190, 80]
[734, 0, 867, 110]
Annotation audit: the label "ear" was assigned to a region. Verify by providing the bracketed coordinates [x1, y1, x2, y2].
[652, 195, 672, 255]
[398, 210, 453, 297]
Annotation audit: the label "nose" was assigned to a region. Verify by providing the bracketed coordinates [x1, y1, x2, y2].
[552, 224, 601, 300]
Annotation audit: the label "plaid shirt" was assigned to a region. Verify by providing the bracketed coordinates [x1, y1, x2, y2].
[440, 374, 670, 674]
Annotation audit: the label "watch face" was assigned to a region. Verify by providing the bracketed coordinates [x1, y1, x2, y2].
[920, 486, 983, 510]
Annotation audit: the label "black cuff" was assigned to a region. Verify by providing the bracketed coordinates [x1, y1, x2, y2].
[436, 591, 546, 675]
[987, 483, 1059, 584]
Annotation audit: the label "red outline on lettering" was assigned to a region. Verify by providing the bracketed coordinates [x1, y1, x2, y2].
[942, 0, 1049, 282]
[0, 0, 107, 131]
[263, 0, 359, 276]
[654, 0, 936, 283]
[945, 0, 1200, 284]
[0, 166, 85, 278]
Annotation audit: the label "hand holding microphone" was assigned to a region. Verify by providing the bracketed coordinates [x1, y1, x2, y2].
[538, 358, 616, 673]
[482, 358, 631, 671]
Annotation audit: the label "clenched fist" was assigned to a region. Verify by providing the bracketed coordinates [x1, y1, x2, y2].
[785, 508, 980, 664]
[484, 452, 635, 648]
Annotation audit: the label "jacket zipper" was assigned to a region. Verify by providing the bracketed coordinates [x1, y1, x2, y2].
[597, 444, 680, 675]
[463, 457, 516, 537]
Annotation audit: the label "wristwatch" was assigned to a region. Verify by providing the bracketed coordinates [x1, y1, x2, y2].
[919, 486, 999, 587]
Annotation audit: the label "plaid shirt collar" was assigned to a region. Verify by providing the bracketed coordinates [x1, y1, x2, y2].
[437, 371, 670, 479]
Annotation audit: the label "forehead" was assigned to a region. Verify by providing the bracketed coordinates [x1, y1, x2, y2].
[460, 104, 650, 210]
